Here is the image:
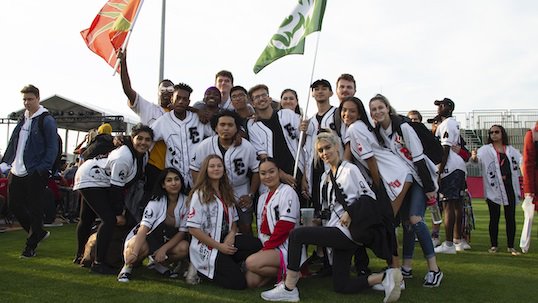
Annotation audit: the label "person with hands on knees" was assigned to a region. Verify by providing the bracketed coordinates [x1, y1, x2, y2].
[117, 168, 190, 282]
[186, 155, 262, 289]
[245, 158, 303, 288]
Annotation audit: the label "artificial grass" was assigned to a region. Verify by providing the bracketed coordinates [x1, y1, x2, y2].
[0, 200, 537, 302]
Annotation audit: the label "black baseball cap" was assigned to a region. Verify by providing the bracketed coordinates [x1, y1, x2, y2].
[434, 98, 455, 110]
[311, 79, 332, 91]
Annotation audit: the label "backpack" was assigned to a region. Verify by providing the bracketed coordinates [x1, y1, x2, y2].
[393, 115, 443, 165]
[458, 136, 471, 162]
[38, 112, 63, 175]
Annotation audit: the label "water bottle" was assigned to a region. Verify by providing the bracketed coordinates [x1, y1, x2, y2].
[427, 197, 443, 224]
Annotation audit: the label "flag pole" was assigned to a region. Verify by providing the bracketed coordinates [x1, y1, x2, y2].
[293, 31, 322, 179]
[112, 0, 145, 76]
[158, 0, 166, 82]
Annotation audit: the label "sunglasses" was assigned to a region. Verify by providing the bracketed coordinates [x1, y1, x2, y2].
[159, 86, 174, 93]
[489, 130, 500, 135]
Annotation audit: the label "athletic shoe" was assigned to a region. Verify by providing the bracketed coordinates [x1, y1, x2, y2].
[454, 239, 471, 251]
[401, 267, 413, 279]
[431, 237, 441, 247]
[423, 269, 443, 287]
[147, 255, 156, 269]
[488, 246, 498, 253]
[455, 242, 465, 252]
[371, 279, 405, 291]
[185, 262, 200, 285]
[20, 246, 36, 258]
[434, 242, 456, 254]
[37, 231, 51, 246]
[382, 268, 402, 303]
[117, 271, 132, 282]
[508, 248, 521, 256]
[261, 282, 300, 302]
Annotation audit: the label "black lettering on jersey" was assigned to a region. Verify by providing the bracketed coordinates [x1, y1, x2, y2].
[233, 158, 246, 175]
[283, 123, 297, 139]
[189, 127, 200, 144]
[443, 131, 449, 139]
[329, 122, 336, 130]
[273, 205, 280, 220]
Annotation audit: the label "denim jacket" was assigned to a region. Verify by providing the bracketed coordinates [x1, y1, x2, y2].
[2, 108, 58, 176]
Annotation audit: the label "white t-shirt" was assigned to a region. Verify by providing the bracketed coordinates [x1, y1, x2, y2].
[129, 94, 167, 125]
[435, 117, 466, 178]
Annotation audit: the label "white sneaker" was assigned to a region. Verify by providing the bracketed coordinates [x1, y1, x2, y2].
[454, 242, 464, 252]
[261, 283, 300, 302]
[371, 279, 405, 292]
[432, 237, 441, 247]
[382, 268, 403, 303]
[434, 241, 457, 254]
[460, 239, 471, 250]
[185, 262, 200, 285]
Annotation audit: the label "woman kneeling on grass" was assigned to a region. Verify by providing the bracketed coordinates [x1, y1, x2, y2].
[261, 132, 402, 303]
[245, 157, 304, 288]
[187, 155, 262, 289]
[117, 167, 190, 282]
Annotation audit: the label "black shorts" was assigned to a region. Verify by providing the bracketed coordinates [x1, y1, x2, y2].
[439, 170, 466, 202]
[146, 222, 179, 254]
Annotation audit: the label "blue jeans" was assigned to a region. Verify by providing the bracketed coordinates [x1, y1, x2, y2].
[401, 182, 435, 260]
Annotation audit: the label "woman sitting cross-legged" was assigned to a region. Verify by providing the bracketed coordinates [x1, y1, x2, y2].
[261, 131, 403, 303]
[117, 167, 190, 282]
[187, 155, 262, 289]
[245, 157, 304, 288]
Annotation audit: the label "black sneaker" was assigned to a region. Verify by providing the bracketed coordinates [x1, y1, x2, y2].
[20, 247, 36, 258]
[401, 267, 413, 279]
[36, 231, 51, 246]
[117, 271, 132, 282]
[91, 262, 117, 275]
[423, 269, 443, 287]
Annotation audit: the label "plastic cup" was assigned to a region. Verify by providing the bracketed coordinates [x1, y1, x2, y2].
[300, 208, 315, 226]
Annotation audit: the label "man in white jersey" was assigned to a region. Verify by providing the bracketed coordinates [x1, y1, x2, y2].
[215, 70, 235, 110]
[246, 84, 304, 200]
[191, 110, 260, 234]
[151, 84, 213, 191]
[433, 98, 468, 254]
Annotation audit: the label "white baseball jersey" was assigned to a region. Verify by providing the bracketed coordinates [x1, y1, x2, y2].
[477, 144, 522, 205]
[129, 94, 167, 125]
[220, 97, 234, 111]
[187, 191, 239, 279]
[151, 111, 214, 188]
[247, 109, 304, 173]
[320, 161, 376, 241]
[124, 194, 189, 244]
[435, 117, 466, 178]
[347, 120, 411, 201]
[257, 183, 302, 267]
[190, 136, 259, 200]
[381, 122, 438, 191]
[73, 145, 141, 190]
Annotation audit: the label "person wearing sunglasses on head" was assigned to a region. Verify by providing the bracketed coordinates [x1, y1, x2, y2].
[471, 125, 522, 255]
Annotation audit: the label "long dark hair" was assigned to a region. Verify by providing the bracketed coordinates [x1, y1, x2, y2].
[151, 167, 188, 200]
[339, 96, 383, 143]
[487, 124, 509, 145]
[369, 94, 398, 146]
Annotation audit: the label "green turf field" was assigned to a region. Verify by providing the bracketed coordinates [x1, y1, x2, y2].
[1, 200, 537, 302]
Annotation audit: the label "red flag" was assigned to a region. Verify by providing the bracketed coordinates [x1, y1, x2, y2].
[81, 0, 142, 69]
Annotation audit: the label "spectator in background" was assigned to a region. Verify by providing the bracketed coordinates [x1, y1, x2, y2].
[280, 89, 302, 115]
[82, 123, 115, 160]
[522, 121, 538, 213]
[407, 110, 423, 123]
[472, 125, 522, 255]
[2, 84, 58, 258]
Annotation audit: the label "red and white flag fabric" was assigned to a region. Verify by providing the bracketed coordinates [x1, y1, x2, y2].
[81, 0, 142, 70]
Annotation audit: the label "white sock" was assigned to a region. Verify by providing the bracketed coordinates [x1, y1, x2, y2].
[120, 264, 132, 274]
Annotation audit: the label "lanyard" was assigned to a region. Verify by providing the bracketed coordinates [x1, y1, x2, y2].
[261, 191, 276, 228]
[218, 195, 229, 225]
[495, 145, 506, 167]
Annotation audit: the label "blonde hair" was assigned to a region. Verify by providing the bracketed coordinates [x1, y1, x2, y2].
[313, 130, 342, 168]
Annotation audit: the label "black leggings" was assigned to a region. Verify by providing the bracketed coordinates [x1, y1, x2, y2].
[210, 235, 262, 290]
[77, 188, 117, 264]
[487, 199, 516, 248]
[287, 227, 370, 294]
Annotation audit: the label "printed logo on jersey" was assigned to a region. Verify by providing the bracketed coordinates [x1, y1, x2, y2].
[329, 122, 336, 131]
[168, 145, 180, 166]
[118, 170, 126, 180]
[233, 158, 246, 175]
[356, 143, 363, 153]
[283, 123, 297, 139]
[188, 207, 196, 219]
[189, 127, 200, 144]
[443, 131, 449, 139]
[143, 208, 154, 219]
[388, 179, 402, 189]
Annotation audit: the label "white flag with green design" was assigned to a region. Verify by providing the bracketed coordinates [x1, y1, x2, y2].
[253, 0, 327, 74]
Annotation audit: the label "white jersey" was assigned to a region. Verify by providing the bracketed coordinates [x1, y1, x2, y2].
[257, 184, 303, 267]
[320, 161, 376, 241]
[190, 136, 259, 201]
[151, 111, 214, 188]
[381, 122, 438, 191]
[477, 144, 522, 205]
[73, 145, 141, 190]
[124, 194, 189, 244]
[129, 94, 167, 125]
[435, 117, 466, 178]
[347, 120, 411, 201]
[187, 191, 239, 279]
[247, 109, 304, 173]
[303, 106, 342, 194]
[220, 97, 234, 111]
